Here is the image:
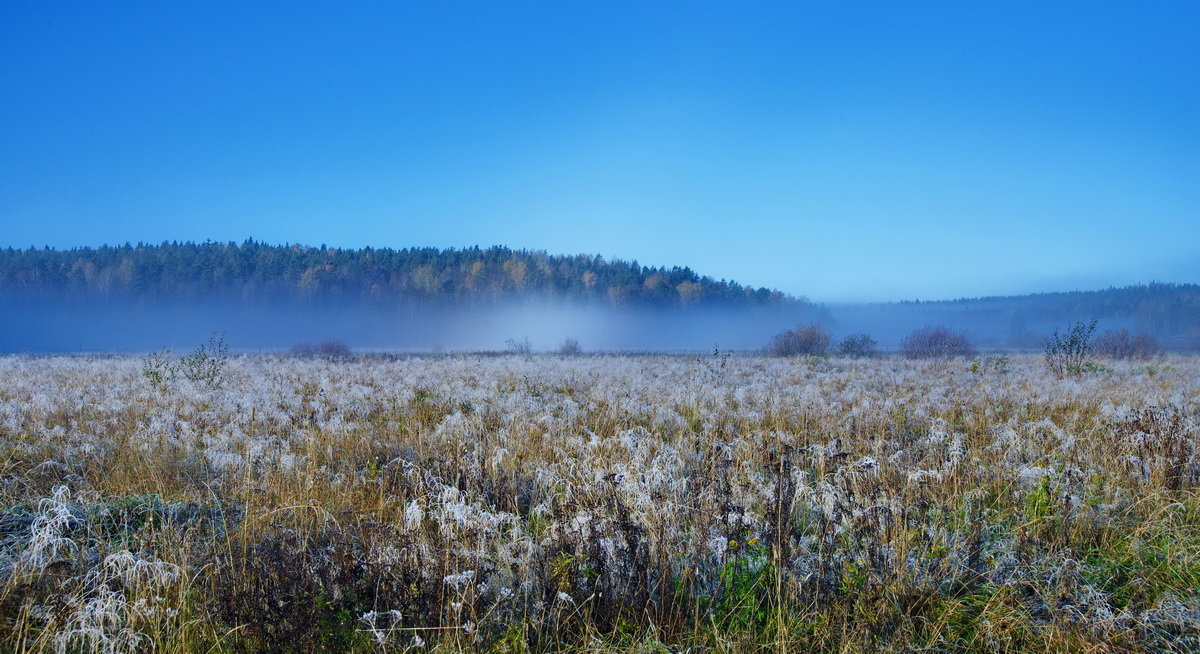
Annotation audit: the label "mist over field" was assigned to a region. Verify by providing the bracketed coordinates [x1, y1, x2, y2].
[0, 296, 826, 353]
[3, 280, 1198, 353]
[2, 243, 1195, 353]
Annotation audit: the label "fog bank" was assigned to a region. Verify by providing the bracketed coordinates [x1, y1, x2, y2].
[0, 297, 823, 353]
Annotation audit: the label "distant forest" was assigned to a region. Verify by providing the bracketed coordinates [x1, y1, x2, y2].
[851, 283, 1200, 350]
[1, 241, 1195, 352]
[0, 241, 796, 307]
[918, 283, 1200, 337]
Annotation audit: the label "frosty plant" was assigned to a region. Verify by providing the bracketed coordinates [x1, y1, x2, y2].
[1, 351, 1199, 651]
[140, 347, 175, 388]
[141, 333, 230, 390]
[1044, 318, 1097, 378]
[179, 332, 230, 389]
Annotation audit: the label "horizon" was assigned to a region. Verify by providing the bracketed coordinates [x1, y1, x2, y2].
[1, 238, 1196, 306]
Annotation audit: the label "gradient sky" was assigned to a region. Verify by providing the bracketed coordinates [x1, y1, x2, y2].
[2, 2, 1197, 302]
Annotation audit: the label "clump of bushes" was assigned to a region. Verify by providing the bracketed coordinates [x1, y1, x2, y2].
[765, 324, 830, 357]
[1044, 319, 1097, 378]
[835, 333, 878, 358]
[141, 332, 231, 389]
[900, 326, 975, 359]
[291, 339, 353, 359]
[1092, 329, 1162, 360]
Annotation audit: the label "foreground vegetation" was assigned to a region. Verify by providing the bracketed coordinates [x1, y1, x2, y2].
[0, 353, 1198, 651]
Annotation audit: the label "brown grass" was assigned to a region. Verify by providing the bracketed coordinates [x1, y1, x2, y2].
[0, 352, 1197, 651]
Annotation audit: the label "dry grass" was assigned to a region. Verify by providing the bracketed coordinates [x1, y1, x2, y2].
[0, 352, 1198, 652]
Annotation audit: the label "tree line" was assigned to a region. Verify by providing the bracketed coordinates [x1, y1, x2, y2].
[0, 240, 799, 308]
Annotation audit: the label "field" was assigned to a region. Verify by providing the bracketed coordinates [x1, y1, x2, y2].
[1, 352, 1198, 652]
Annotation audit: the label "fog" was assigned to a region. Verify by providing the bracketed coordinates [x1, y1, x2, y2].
[826, 303, 1139, 351]
[3, 292, 1188, 354]
[0, 297, 826, 354]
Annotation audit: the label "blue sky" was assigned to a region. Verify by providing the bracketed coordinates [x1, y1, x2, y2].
[2, 2, 1197, 302]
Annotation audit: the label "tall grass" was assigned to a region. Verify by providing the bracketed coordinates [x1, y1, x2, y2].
[0, 353, 1197, 651]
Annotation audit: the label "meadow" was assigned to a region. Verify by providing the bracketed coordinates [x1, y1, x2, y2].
[0, 352, 1198, 652]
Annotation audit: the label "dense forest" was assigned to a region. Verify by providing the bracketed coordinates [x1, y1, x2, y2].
[0, 241, 795, 308]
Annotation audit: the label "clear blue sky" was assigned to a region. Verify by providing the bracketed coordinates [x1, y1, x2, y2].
[2, 2, 1197, 301]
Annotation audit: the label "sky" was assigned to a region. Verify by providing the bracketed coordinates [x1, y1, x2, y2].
[1, 2, 1197, 302]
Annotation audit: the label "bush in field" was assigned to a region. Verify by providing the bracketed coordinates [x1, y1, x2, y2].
[291, 339, 353, 359]
[180, 332, 230, 388]
[900, 326, 975, 359]
[766, 324, 830, 357]
[558, 338, 582, 356]
[1092, 329, 1162, 360]
[143, 333, 230, 389]
[141, 347, 175, 388]
[836, 333, 878, 358]
[1044, 319, 1097, 378]
[506, 337, 533, 356]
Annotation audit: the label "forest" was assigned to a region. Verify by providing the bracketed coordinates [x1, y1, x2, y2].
[0, 241, 795, 308]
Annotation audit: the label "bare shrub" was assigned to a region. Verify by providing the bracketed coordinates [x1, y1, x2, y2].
[900, 326, 975, 359]
[291, 339, 353, 359]
[835, 333, 878, 358]
[1044, 319, 1097, 378]
[506, 337, 533, 356]
[765, 324, 830, 357]
[1092, 329, 1162, 360]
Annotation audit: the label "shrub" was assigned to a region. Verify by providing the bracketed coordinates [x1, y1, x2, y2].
[506, 337, 533, 356]
[558, 338, 582, 356]
[836, 333, 878, 358]
[141, 347, 175, 388]
[291, 339, 353, 359]
[1092, 329, 1162, 360]
[900, 326, 975, 359]
[180, 332, 230, 388]
[1044, 319, 1097, 378]
[765, 324, 830, 357]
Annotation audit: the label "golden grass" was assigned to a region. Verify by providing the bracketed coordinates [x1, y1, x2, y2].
[0, 353, 1196, 651]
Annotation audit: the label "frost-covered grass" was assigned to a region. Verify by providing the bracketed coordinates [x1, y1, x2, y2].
[0, 353, 1198, 651]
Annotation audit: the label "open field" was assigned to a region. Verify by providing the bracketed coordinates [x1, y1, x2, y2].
[1, 353, 1198, 652]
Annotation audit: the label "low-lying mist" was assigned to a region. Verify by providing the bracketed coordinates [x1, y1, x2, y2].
[825, 304, 1140, 351]
[0, 298, 821, 353]
[4, 284, 1195, 353]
